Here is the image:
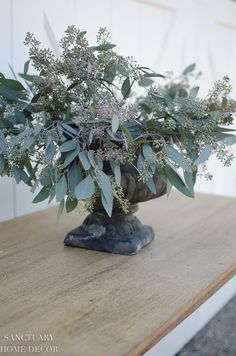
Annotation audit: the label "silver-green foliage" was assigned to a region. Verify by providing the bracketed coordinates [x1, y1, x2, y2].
[0, 26, 235, 218]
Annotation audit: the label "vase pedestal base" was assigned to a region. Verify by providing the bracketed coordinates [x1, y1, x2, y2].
[64, 210, 154, 255]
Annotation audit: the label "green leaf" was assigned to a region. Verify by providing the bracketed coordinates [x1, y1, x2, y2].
[0, 155, 5, 174]
[103, 64, 116, 83]
[79, 150, 91, 170]
[138, 78, 154, 87]
[24, 60, 30, 75]
[59, 122, 78, 136]
[137, 152, 144, 173]
[101, 192, 113, 217]
[15, 110, 27, 124]
[183, 63, 196, 75]
[184, 171, 196, 195]
[88, 150, 95, 167]
[12, 166, 29, 184]
[48, 186, 56, 204]
[94, 157, 103, 170]
[110, 160, 121, 186]
[194, 145, 212, 165]
[18, 73, 42, 82]
[46, 140, 56, 161]
[57, 199, 64, 223]
[220, 134, 236, 146]
[66, 197, 78, 213]
[0, 78, 25, 91]
[74, 175, 95, 200]
[213, 126, 236, 133]
[89, 43, 116, 51]
[111, 114, 120, 133]
[68, 162, 82, 194]
[63, 146, 80, 167]
[60, 140, 77, 152]
[121, 77, 131, 99]
[0, 134, 6, 152]
[33, 186, 50, 203]
[139, 101, 152, 114]
[0, 86, 20, 102]
[143, 72, 165, 78]
[55, 175, 67, 202]
[40, 167, 53, 187]
[165, 145, 192, 172]
[145, 177, 157, 194]
[98, 170, 113, 203]
[143, 144, 154, 160]
[116, 63, 129, 76]
[164, 165, 194, 198]
[189, 86, 199, 98]
[20, 137, 34, 152]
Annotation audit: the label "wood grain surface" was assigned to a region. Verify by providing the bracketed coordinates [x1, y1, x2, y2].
[0, 192, 236, 356]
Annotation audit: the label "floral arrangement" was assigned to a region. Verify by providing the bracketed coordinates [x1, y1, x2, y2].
[0, 26, 235, 218]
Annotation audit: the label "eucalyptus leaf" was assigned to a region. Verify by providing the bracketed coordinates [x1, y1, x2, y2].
[101, 192, 113, 217]
[103, 64, 116, 83]
[138, 78, 154, 87]
[12, 166, 29, 184]
[33, 123, 43, 136]
[79, 150, 91, 170]
[68, 162, 82, 194]
[88, 150, 95, 167]
[15, 111, 27, 125]
[145, 177, 157, 194]
[194, 145, 212, 165]
[46, 140, 56, 161]
[143, 144, 154, 160]
[98, 170, 113, 203]
[165, 145, 192, 172]
[40, 167, 53, 187]
[214, 133, 236, 146]
[33, 186, 50, 203]
[20, 137, 34, 152]
[121, 77, 131, 99]
[183, 63, 196, 75]
[60, 140, 77, 152]
[57, 199, 64, 223]
[189, 86, 199, 98]
[0, 155, 5, 174]
[164, 165, 194, 198]
[63, 146, 80, 167]
[24, 60, 30, 74]
[112, 114, 120, 133]
[55, 175, 67, 202]
[94, 157, 103, 170]
[74, 175, 95, 200]
[110, 160, 121, 186]
[60, 122, 78, 136]
[116, 63, 129, 76]
[48, 186, 56, 204]
[184, 171, 196, 195]
[137, 152, 144, 173]
[89, 43, 116, 51]
[66, 196, 78, 213]
[0, 134, 6, 152]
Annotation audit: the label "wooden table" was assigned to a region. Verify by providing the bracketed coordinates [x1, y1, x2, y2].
[0, 192, 236, 356]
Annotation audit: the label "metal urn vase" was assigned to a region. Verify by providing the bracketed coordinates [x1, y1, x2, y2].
[64, 163, 166, 255]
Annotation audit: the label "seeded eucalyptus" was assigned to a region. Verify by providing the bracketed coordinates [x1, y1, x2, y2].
[0, 26, 235, 218]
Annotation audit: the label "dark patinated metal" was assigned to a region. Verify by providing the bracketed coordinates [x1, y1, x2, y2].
[64, 164, 167, 255]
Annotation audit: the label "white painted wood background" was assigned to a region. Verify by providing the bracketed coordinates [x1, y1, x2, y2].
[0, 0, 236, 222]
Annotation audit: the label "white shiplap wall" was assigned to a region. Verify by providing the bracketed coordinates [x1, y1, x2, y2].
[0, 0, 236, 222]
